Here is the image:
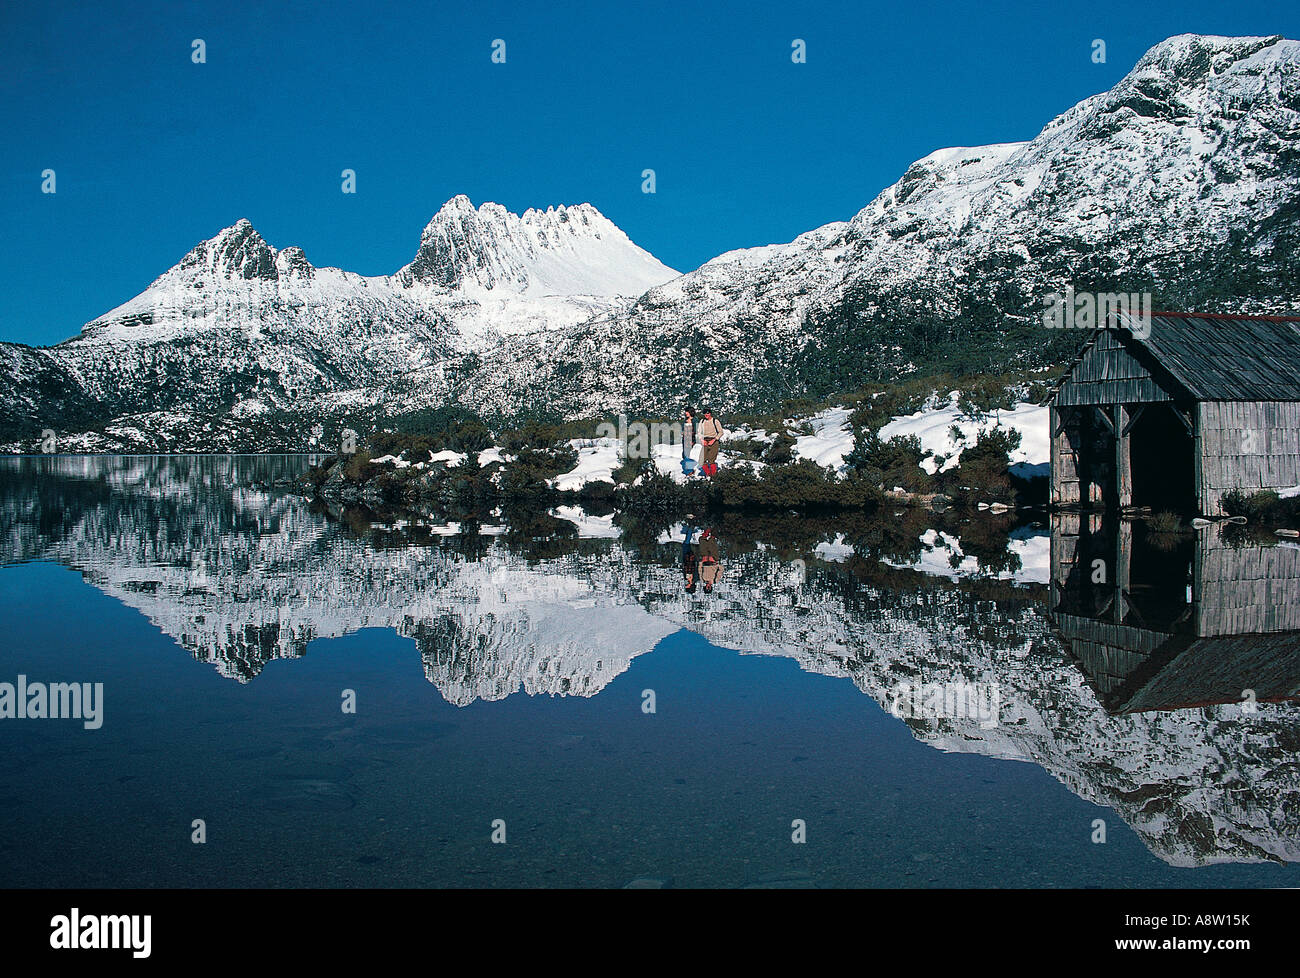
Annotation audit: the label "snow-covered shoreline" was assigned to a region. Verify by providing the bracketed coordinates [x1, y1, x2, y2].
[540, 398, 1051, 491]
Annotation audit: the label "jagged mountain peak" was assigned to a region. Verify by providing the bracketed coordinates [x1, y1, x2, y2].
[401, 196, 678, 297]
[176, 218, 281, 282]
[1133, 33, 1291, 74]
[274, 245, 314, 280]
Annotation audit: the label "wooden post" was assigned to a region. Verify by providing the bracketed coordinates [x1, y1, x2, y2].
[1115, 404, 1132, 508]
[1084, 410, 1105, 507]
[1191, 403, 1205, 516]
[1115, 519, 1132, 623]
[1050, 405, 1060, 506]
[1050, 406, 1081, 505]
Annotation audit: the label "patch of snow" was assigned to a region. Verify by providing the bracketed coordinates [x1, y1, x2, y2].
[793, 407, 854, 473]
[878, 395, 1049, 474]
[551, 437, 622, 491]
[814, 534, 855, 562]
[428, 449, 466, 467]
[550, 505, 620, 538]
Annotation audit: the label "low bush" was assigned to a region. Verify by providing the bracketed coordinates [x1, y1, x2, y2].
[1222, 489, 1300, 527]
[944, 426, 1021, 504]
[303, 455, 339, 490]
[616, 469, 704, 520]
[845, 432, 932, 491]
[724, 437, 768, 460]
[762, 432, 797, 465]
[710, 460, 878, 510]
[611, 453, 646, 486]
[499, 445, 579, 498]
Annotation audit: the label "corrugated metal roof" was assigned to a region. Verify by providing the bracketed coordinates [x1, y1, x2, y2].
[1054, 312, 1300, 403]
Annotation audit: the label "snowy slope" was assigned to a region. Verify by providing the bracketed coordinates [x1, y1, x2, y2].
[491, 34, 1300, 417]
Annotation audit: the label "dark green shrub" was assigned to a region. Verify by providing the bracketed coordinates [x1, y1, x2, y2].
[725, 437, 767, 460]
[1222, 489, 1300, 527]
[611, 453, 646, 486]
[711, 460, 877, 510]
[762, 432, 797, 465]
[846, 432, 932, 490]
[957, 377, 1016, 415]
[945, 426, 1021, 503]
[303, 455, 339, 490]
[499, 445, 579, 498]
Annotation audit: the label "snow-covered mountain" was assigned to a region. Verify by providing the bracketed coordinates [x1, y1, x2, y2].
[82, 196, 678, 348]
[513, 33, 1300, 414]
[3, 34, 1299, 450]
[0, 197, 677, 450]
[3, 454, 1298, 869]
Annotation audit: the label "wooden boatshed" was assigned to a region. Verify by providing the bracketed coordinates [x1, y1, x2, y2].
[1049, 312, 1300, 515]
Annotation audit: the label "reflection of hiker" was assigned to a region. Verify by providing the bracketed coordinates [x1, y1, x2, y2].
[681, 523, 698, 592]
[681, 408, 697, 475]
[698, 409, 725, 478]
[698, 527, 721, 593]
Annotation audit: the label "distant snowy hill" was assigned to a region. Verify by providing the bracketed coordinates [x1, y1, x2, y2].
[3, 34, 1299, 451]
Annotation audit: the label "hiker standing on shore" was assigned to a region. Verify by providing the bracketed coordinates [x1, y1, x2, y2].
[681, 408, 696, 475]
[698, 409, 724, 477]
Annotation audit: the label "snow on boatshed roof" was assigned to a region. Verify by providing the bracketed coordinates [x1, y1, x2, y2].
[1052, 311, 1300, 405]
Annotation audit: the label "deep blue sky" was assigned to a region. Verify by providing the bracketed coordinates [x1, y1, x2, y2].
[1, 0, 1295, 347]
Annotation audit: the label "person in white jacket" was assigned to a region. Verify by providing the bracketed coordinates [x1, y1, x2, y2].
[697, 409, 724, 476]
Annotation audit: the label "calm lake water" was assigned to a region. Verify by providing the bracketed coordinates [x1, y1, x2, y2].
[1, 455, 1298, 888]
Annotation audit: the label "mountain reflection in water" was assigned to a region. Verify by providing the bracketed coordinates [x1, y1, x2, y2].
[1, 455, 1298, 886]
